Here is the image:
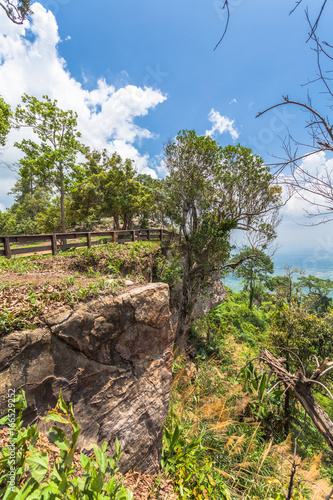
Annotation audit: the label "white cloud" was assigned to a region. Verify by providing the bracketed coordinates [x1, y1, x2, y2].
[205, 108, 239, 141]
[229, 98, 237, 104]
[0, 2, 167, 206]
[282, 151, 333, 218]
[274, 151, 333, 257]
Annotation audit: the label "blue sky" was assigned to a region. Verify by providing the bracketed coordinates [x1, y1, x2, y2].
[1, 0, 333, 268]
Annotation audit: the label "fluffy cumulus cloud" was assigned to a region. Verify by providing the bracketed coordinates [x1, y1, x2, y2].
[205, 108, 239, 141]
[0, 3, 167, 206]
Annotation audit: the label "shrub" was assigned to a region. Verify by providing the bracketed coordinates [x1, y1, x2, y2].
[0, 389, 133, 499]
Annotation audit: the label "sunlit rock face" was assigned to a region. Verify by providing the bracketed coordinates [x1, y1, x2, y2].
[0, 283, 174, 473]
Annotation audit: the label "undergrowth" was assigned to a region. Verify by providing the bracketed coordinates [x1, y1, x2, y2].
[164, 289, 333, 499]
[0, 241, 168, 336]
[0, 389, 133, 499]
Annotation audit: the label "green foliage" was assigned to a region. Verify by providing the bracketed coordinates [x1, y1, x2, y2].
[297, 275, 333, 314]
[161, 421, 231, 499]
[210, 291, 271, 348]
[136, 174, 169, 227]
[14, 94, 84, 232]
[0, 307, 28, 335]
[179, 285, 333, 498]
[0, 388, 40, 494]
[0, 390, 133, 499]
[231, 247, 274, 309]
[155, 252, 183, 289]
[164, 130, 282, 340]
[0, 96, 11, 146]
[69, 150, 155, 230]
[0, 210, 18, 236]
[269, 301, 333, 367]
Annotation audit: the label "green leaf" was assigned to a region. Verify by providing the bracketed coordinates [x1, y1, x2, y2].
[115, 437, 121, 457]
[15, 477, 39, 499]
[80, 452, 90, 470]
[171, 424, 180, 448]
[93, 444, 102, 464]
[258, 372, 267, 401]
[57, 391, 68, 414]
[44, 412, 68, 425]
[58, 472, 69, 494]
[49, 427, 70, 450]
[26, 451, 49, 483]
[103, 476, 116, 495]
[90, 471, 104, 492]
[71, 428, 81, 449]
[39, 483, 60, 499]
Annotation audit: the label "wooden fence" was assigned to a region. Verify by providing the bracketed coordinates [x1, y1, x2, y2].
[0, 229, 170, 259]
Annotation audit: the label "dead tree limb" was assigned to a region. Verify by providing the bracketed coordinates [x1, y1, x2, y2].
[260, 349, 333, 451]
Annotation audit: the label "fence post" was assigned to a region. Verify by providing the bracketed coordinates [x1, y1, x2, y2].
[51, 234, 57, 255]
[87, 232, 92, 249]
[132, 230, 136, 242]
[147, 230, 150, 241]
[4, 237, 11, 259]
[112, 232, 117, 243]
[160, 229, 163, 241]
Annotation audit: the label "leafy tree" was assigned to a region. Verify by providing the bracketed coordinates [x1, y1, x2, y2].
[268, 266, 305, 305]
[164, 130, 282, 344]
[136, 174, 168, 228]
[0, 209, 17, 235]
[69, 150, 155, 229]
[0, 96, 11, 147]
[231, 247, 274, 309]
[14, 94, 84, 232]
[0, 0, 32, 24]
[270, 302, 333, 374]
[298, 275, 333, 314]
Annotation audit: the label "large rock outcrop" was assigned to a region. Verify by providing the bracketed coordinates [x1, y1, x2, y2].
[170, 271, 227, 329]
[0, 283, 173, 473]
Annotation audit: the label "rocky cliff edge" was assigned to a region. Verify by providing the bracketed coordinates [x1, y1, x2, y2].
[0, 283, 173, 474]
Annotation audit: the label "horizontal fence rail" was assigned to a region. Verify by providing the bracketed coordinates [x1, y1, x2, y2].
[0, 229, 170, 259]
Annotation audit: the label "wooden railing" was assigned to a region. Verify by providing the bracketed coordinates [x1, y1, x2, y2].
[0, 229, 170, 259]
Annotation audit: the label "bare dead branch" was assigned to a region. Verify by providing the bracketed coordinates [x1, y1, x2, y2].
[213, 1, 230, 51]
[260, 349, 333, 451]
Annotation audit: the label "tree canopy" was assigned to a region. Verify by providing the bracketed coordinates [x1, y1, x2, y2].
[14, 94, 84, 233]
[232, 247, 274, 309]
[164, 130, 282, 341]
[69, 150, 155, 230]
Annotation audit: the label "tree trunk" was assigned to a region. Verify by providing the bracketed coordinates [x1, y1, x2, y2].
[249, 287, 254, 310]
[60, 168, 66, 233]
[175, 254, 195, 348]
[113, 215, 120, 230]
[260, 349, 333, 451]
